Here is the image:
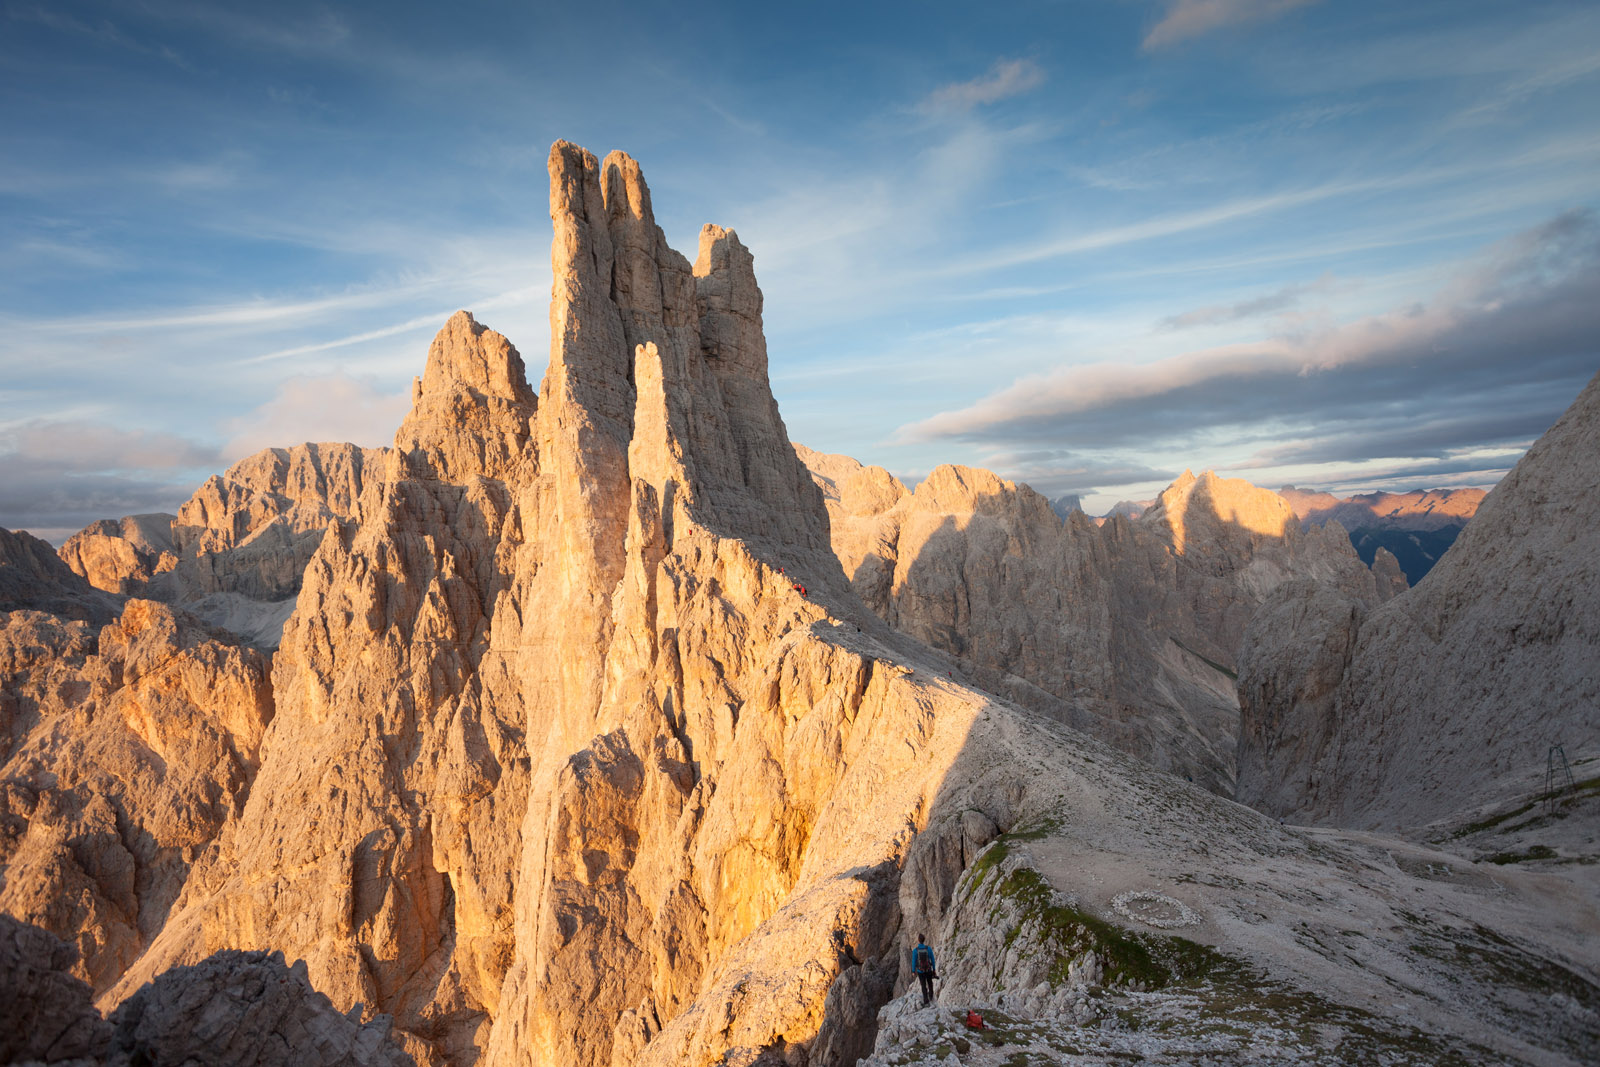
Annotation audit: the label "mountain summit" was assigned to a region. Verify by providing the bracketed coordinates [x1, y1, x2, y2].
[1, 144, 1594, 1067]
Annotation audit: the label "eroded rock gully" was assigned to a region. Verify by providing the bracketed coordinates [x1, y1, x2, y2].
[2, 142, 1595, 1067]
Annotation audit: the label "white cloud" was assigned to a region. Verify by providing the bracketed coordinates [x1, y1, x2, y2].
[0, 420, 221, 535]
[0, 419, 217, 473]
[239, 285, 542, 365]
[1144, 0, 1317, 50]
[150, 156, 249, 192]
[916, 136, 1600, 284]
[20, 282, 443, 334]
[221, 373, 411, 461]
[243, 311, 466, 365]
[8, 239, 125, 271]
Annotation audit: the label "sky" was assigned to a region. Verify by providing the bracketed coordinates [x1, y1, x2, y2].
[3, 0, 1598, 540]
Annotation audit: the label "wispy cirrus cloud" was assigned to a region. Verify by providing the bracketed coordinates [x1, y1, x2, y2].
[1144, 0, 1318, 51]
[1454, 49, 1600, 126]
[924, 58, 1045, 112]
[138, 1, 351, 59]
[16, 283, 440, 334]
[926, 170, 1431, 281]
[5, 3, 193, 69]
[1159, 273, 1335, 330]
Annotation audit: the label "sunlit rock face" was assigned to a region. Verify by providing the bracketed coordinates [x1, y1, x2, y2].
[83, 142, 1050, 1067]
[1278, 485, 1485, 533]
[58, 441, 386, 648]
[1238, 369, 1600, 830]
[795, 449, 1400, 795]
[0, 584, 272, 994]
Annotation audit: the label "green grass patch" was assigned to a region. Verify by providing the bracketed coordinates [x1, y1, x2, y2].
[1450, 775, 1600, 839]
[1450, 799, 1539, 838]
[1485, 844, 1557, 864]
[960, 815, 1066, 902]
[990, 865, 1233, 991]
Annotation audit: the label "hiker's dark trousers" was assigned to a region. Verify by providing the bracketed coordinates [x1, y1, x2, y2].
[917, 971, 933, 1005]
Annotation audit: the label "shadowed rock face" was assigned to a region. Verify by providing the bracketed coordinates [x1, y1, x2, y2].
[3, 526, 122, 626]
[0, 913, 112, 1064]
[1239, 369, 1600, 830]
[0, 913, 414, 1067]
[111, 948, 416, 1067]
[796, 449, 1401, 795]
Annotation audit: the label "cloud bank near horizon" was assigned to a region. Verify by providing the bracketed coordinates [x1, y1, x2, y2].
[898, 210, 1600, 501]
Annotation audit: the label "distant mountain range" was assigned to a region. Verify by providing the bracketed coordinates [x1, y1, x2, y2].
[1053, 486, 1484, 585]
[1277, 486, 1487, 584]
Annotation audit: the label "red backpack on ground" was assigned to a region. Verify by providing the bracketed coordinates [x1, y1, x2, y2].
[964, 1010, 985, 1030]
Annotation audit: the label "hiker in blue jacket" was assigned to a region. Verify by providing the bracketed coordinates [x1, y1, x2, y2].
[912, 935, 936, 1007]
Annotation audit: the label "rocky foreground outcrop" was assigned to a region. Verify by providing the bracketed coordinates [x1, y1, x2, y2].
[797, 447, 1402, 794]
[0, 586, 272, 993]
[1, 144, 1595, 1067]
[1238, 369, 1600, 830]
[0, 914, 412, 1066]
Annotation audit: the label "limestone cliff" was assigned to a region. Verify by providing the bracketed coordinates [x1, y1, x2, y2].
[105, 144, 1002, 1067]
[795, 449, 1399, 794]
[1238, 369, 1600, 830]
[58, 441, 384, 647]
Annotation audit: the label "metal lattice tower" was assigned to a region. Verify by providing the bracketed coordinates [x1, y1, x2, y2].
[1546, 744, 1576, 814]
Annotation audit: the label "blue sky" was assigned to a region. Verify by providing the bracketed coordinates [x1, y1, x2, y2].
[3, 0, 1598, 538]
